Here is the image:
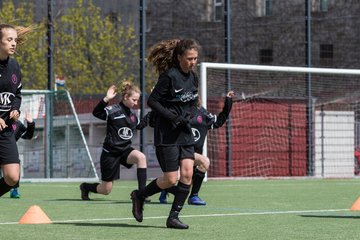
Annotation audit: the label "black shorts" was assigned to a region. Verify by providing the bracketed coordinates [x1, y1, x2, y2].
[100, 147, 134, 182]
[156, 145, 194, 172]
[0, 129, 19, 165]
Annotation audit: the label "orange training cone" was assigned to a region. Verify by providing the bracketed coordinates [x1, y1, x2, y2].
[18, 205, 52, 224]
[350, 197, 360, 211]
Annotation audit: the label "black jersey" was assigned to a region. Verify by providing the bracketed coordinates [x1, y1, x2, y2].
[12, 120, 35, 141]
[190, 96, 233, 154]
[148, 67, 198, 146]
[0, 57, 22, 128]
[93, 100, 139, 153]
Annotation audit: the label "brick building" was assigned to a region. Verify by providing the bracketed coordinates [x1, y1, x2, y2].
[5, 0, 360, 179]
[146, 0, 360, 68]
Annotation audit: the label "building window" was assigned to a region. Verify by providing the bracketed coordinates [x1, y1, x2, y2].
[214, 0, 222, 22]
[256, 0, 272, 17]
[319, 44, 333, 66]
[312, 0, 328, 12]
[265, 0, 272, 15]
[320, 44, 333, 59]
[320, 0, 328, 11]
[260, 49, 273, 64]
[145, 11, 151, 32]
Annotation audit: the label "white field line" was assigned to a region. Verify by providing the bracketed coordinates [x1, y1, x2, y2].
[0, 208, 350, 225]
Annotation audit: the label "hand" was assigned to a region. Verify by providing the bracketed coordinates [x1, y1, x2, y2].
[104, 85, 117, 102]
[0, 118, 7, 131]
[171, 115, 189, 128]
[25, 111, 33, 123]
[227, 91, 235, 98]
[171, 114, 192, 133]
[9, 110, 20, 121]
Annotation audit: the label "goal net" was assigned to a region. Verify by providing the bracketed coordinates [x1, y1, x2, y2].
[200, 62, 360, 178]
[18, 89, 98, 181]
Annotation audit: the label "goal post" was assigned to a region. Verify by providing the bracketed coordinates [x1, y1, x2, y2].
[200, 62, 360, 178]
[19, 89, 99, 182]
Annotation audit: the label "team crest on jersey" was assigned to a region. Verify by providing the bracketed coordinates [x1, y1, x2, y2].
[197, 115, 203, 123]
[118, 127, 133, 140]
[12, 124, 17, 131]
[11, 74, 17, 84]
[192, 128, 200, 142]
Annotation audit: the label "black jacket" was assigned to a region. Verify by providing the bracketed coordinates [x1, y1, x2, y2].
[93, 100, 139, 152]
[0, 57, 22, 128]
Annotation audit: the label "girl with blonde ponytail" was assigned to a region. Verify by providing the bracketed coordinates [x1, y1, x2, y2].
[80, 81, 148, 202]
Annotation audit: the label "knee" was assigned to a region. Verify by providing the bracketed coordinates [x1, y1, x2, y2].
[204, 157, 210, 170]
[198, 157, 210, 172]
[180, 170, 193, 184]
[136, 153, 147, 168]
[101, 186, 112, 195]
[163, 176, 178, 186]
[103, 189, 112, 195]
[98, 182, 113, 195]
[5, 176, 19, 187]
[182, 175, 192, 184]
[184, 167, 194, 178]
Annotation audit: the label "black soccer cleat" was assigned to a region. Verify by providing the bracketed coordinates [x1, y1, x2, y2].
[166, 211, 189, 229]
[130, 190, 144, 222]
[80, 183, 90, 200]
[166, 216, 189, 229]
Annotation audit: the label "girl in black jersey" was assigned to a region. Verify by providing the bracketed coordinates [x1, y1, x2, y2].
[80, 82, 148, 200]
[0, 24, 32, 197]
[131, 39, 200, 229]
[159, 91, 234, 205]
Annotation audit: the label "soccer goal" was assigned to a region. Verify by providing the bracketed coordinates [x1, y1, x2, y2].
[18, 89, 99, 182]
[200, 62, 360, 178]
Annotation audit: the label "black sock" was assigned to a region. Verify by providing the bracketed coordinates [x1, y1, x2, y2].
[190, 168, 205, 197]
[0, 178, 13, 197]
[84, 183, 99, 193]
[139, 178, 162, 198]
[166, 185, 177, 195]
[137, 168, 147, 190]
[171, 181, 190, 212]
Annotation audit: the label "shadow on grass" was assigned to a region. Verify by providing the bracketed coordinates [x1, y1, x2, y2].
[300, 214, 360, 219]
[45, 199, 172, 205]
[55, 222, 165, 229]
[45, 199, 132, 204]
[144, 202, 170, 205]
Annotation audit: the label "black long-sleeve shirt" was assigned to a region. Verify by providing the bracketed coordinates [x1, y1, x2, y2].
[0, 57, 22, 129]
[190, 96, 233, 154]
[147, 67, 198, 146]
[93, 100, 139, 153]
[13, 120, 35, 141]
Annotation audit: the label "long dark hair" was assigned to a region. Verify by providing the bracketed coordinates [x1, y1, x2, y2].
[147, 38, 200, 74]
